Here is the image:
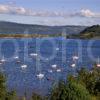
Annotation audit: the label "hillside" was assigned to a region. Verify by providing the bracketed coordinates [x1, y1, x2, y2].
[0, 21, 86, 35]
[69, 25, 100, 39]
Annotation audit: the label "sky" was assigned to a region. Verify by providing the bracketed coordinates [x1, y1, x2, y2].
[0, 0, 100, 26]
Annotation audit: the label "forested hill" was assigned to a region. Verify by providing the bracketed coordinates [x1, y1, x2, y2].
[69, 25, 100, 39]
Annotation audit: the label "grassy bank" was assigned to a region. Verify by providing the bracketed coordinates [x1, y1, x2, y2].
[0, 33, 62, 38]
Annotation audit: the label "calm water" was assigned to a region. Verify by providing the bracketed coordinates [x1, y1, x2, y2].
[0, 37, 100, 97]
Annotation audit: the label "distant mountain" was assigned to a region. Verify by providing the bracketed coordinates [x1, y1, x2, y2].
[69, 25, 100, 39]
[0, 21, 86, 35]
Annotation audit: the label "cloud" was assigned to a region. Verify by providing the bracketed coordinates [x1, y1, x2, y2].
[0, 4, 48, 16]
[0, 4, 100, 18]
[0, 4, 28, 15]
[80, 9, 95, 17]
[80, 9, 100, 18]
[0, 5, 9, 13]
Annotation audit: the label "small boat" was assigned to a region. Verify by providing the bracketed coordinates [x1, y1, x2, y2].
[56, 68, 61, 72]
[72, 56, 79, 60]
[16, 60, 21, 64]
[36, 73, 44, 79]
[0, 61, 3, 65]
[29, 53, 38, 57]
[97, 57, 100, 67]
[48, 69, 53, 73]
[1, 56, 6, 63]
[21, 64, 27, 69]
[56, 48, 59, 51]
[51, 64, 57, 69]
[71, 63, 76, 68]
[97, 64, 100, 67]
[14, 56, 21, 64]
[14, 56, 19, 59]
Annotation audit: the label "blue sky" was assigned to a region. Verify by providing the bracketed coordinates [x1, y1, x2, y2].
[0, 0, 100, 25]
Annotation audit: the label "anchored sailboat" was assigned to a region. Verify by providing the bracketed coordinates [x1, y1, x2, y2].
[97, 57, 100, 67]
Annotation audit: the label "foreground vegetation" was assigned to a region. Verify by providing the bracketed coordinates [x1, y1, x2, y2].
[0, 65, 100, 100]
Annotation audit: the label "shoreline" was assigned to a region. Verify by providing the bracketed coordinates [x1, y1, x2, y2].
[0, 34, 100, 39]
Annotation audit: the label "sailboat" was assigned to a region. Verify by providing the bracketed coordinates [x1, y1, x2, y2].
[51, 64, 57, 69]
[21, 64, 27, 69]
[0, 56, 6, 63]
[72, 55, 79, 60]
[0, 62, 2, 65]
[97, 57, 100, 67]
[71, 63, 76, 68]
[14, 55, 22, 64]
[56, 47, 59, 51]
[48, 69, 53, 73]
[36, 55, 45, 79]
[14, 56, 19, 59]
[36, 73, 44, 79]
[56, 68, 61, 72]
[29, 53, 38, 57]
[71, 53, 79, 68]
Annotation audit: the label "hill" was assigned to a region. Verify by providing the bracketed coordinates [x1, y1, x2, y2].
[0, 21, 86, 35]
[69, 25, 100, 39]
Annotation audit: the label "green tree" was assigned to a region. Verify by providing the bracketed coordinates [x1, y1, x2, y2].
[50, 78, 91, 100]
[32, 92, 43, 100]
[5, 91, 18, 100]
[0, 72, 6, 100]
[77, 67, 100, 96]
[0, 72, 18, 100]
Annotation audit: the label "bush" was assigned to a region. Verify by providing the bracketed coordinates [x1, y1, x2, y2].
[32, 92, 43, 100]
[49, 79, 91, 100]
[0, 72, 18, 100]
[0, 72, 6, 100]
